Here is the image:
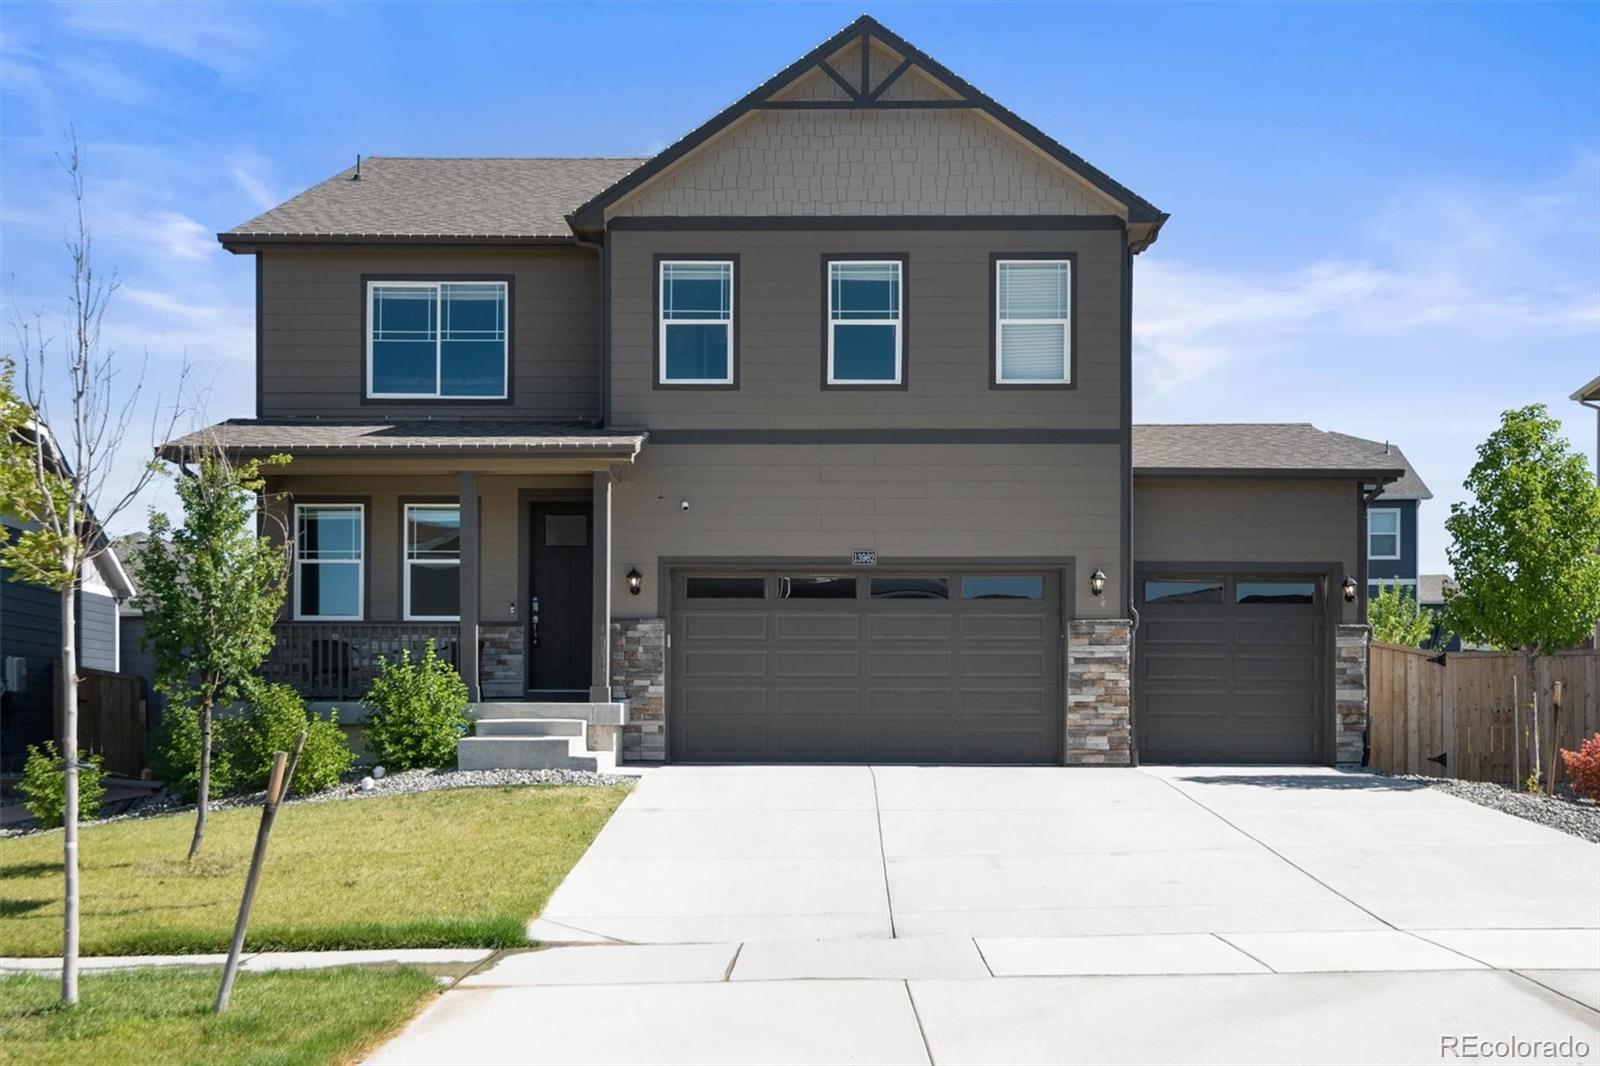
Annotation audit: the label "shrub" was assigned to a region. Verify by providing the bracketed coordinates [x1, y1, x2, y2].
[1560, 733, 1600, 801]
[223, 679, 354, 796]
[152, 698, 228, 803]
[20, 741, 106, 828]
[361, 640, 470, 770]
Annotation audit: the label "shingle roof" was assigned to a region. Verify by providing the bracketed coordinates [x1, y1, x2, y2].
[160, 420, 647, 459]
[219, 158, 647, 244]
[1322, 432, 1432, 500]
[1132, 423, 1410, 481]
[1418, 573, 1456, 605]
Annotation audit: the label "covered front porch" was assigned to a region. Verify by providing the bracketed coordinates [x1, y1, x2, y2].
[163, 420, 649, 721]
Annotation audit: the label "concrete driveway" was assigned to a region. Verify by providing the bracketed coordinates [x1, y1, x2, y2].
[372, 766, 1600, 1064]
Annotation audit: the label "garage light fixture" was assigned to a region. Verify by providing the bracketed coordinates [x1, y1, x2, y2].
[1089, 568, 1107, 597]
[627, 567, 642, 595]
[1342, 576, 1358, 603]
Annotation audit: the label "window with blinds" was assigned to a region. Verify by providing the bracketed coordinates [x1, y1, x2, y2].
[995, 259, 1071, 384]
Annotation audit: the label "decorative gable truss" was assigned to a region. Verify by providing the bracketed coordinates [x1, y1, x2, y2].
[569, 17, 1167, 250]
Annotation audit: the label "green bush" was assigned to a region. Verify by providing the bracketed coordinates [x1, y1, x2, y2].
[361, 641, 470, 770]
[151, 698, 227, 803]
[20, 741, 107, 828]
[223, 679, 354, 796]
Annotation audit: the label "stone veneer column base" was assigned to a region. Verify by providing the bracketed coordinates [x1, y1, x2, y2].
[478, 623, 524, 700]
[612, 618, 666, 761]
[1066, 619, 1133, 766]
[1335, 623, 1370, 767]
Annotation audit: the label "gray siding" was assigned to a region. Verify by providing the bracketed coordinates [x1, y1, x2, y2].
[1132, 476, 1361, 624]
[78, 590, 118, 673]
[613, 442, 1122, 620]
[609, 227, 1124, 430]
[259, 246, 601, 419]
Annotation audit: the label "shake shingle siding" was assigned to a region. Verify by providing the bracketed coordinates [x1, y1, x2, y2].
[259, 247, 602, 419]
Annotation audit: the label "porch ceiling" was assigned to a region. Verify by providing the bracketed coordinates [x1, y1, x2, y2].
[160, 419, 647, 473]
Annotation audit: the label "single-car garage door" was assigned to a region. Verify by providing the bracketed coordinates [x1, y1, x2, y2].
[1136, 572, 1327, 763]
[669, 569, 1062, 763]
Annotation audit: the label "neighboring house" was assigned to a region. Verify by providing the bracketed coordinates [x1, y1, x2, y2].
[1319, 436, 1430, 601]
[1417, 573, 1462, 652]
[164, 16, 1407, 768]
[0, 523, 135, 772]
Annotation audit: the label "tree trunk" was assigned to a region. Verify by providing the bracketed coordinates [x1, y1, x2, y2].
[59, 585, 80, 1006]
[188, 693, 213, 861]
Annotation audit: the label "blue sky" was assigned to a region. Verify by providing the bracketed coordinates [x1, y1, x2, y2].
[2, 1, 1597, 573]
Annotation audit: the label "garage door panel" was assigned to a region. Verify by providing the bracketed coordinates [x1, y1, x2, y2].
[867, 613, 954, 641]
[684, 649, 769, 677]
[672, 568, 1061, 763]
[1233, 653, 1319, 683]
[1144, 653, 1229, 681]
[1231, 693, 1319, 719]
[774, 612, 860, 641]
[775, 650, 860, 678]
[681, 612, 770, 641]
[1236, 619, 1319, 645]
[1143, 618, 1227, 645]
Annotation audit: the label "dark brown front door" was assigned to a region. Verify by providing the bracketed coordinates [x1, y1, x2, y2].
[528, 504, 592, 695]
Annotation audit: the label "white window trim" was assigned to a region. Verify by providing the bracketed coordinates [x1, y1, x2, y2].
[403, 503, 462, 623]
[293, 503, 364, 622]
[826, 259, 903, 386]
[995, 259, 1072, 384]
[366, 280, 509, 400]
[657, 260, 735, 385]
[1368, 507, 1402, 560]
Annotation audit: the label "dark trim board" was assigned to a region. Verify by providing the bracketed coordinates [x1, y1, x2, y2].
[607, 215, 1128, 233]
[357, 273, 517, 408]
[987, 251, 1078, 393]
[652, 554, 1078, 763]
[758, 100, 975, 110]
[646, 428, 1120, 446]
[651, 252, 742, 391]
[1133, 559, 1346, 765]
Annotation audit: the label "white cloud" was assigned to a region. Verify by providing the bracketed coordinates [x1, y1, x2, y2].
[51, 49, 153, 103]
[56, 1, 263, 78]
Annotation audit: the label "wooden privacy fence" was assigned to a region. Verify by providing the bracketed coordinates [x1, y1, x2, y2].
[1369, 642, 1600, 785]
[54, 666, 148, 777]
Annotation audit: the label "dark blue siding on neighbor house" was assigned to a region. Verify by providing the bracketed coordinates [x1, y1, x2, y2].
[1367, 499, 1419, 592]
[0, 566, 61, 772]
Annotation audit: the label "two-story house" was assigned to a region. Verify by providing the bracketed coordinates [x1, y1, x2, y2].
[164, 17, 1406, 769]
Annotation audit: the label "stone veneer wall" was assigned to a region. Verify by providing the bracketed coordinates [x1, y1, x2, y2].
[612, 618, 666, 761]
[1066, 620, 1133, 766]
[1335, 623, 1370, 767]
[478, 623, 524, 700]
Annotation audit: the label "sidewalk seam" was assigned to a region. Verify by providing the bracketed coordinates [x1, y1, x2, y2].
[867, 765, 898, 938]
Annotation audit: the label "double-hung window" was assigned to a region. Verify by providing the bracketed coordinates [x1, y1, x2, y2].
[826, 259, 903, 385]
[294, 504, 364, 620]
[659, 260, 735, 384]
[367, 280, 508, 399]
[995, 258, 1071, 384]
[404, 504, 462, 621]
[1368, 508, 1401, 560]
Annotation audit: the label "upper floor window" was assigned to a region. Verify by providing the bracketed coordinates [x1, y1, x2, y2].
[404, 504, 461, 621]
[994, 258, 1071, 385]
[367, 280, 508, 399]
[294, 504, 363, 621]
[826, 259, 903, 385]
[659, 260, 735, 385]
[1368, 507, 1401, 560]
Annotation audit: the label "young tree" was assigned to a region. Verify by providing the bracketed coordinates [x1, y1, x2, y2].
[1369, 582, 1439, 648]
[1, 142, 183, 1005]
[138, 449, 289, 859]
[1445, 404, 1600, 724]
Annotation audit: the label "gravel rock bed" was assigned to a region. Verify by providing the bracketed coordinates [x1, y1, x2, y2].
[1, 766, 636, 837]
[1403, 775, 1600, 843]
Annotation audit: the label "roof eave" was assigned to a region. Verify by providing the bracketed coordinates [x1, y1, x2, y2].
[1134, 466, 1408, 481]
[218, 232, 583, 254]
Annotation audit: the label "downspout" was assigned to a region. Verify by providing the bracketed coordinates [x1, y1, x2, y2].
[1121, 231, 1139, 767]
[572, 232, 606, 427]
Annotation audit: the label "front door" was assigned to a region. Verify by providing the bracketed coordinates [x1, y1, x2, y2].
[528, 503, 593, 696]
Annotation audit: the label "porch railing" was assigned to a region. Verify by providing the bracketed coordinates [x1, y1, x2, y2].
[264, 623, 459, 702]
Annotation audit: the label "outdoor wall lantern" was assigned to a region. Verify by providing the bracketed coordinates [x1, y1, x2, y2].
[627, 567, 642, 595]
[1089, 568, 1107, 597]
[1342, 576, 1358, 603]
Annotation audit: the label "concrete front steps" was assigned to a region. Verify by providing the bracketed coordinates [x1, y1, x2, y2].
[456, 701, 627, 772]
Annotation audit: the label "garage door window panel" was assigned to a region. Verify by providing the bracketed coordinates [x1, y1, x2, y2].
[780, 576, 857, 599]
[1143, 580, 1223, 606]
[685, 576, 766, 599]
[1235, 581, 1317, 605]
[870, 576, 949, 600]
[961, 575, 1044, 600]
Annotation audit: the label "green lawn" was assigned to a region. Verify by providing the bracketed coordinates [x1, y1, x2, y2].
[0, 785, 630, 956]
[0, 965, 439, 1066]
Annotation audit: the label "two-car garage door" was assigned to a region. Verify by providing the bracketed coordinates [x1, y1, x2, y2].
[1136, 572, 1328, 763]
[669, 569, 1062, 763]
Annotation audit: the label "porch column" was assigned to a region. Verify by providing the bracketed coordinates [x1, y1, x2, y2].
[591, 469, 612, 703]
[459, 470, 481, 702]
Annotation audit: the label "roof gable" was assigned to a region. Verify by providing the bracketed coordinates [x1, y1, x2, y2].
[569, 16, 1165, 244]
